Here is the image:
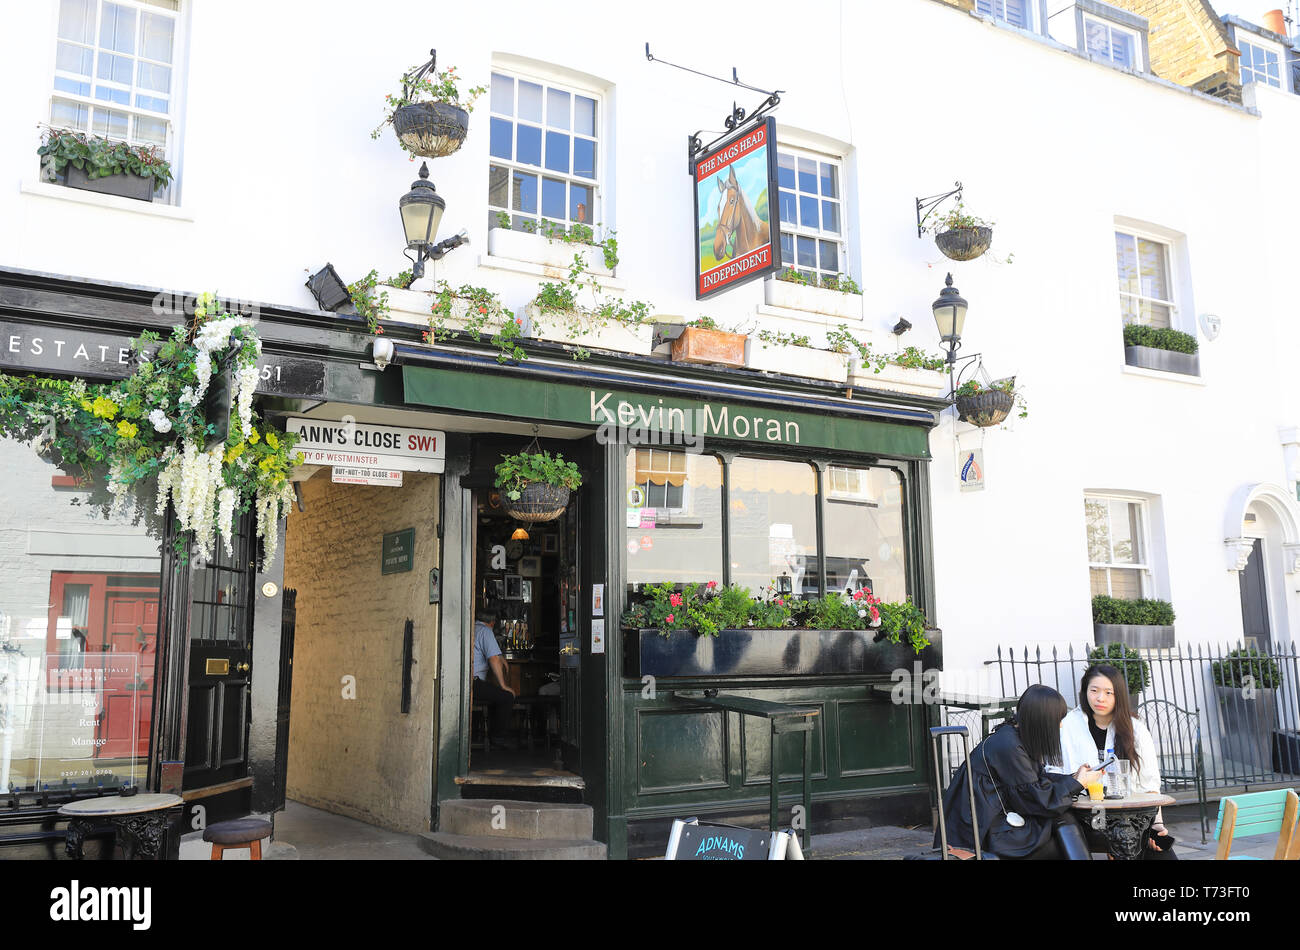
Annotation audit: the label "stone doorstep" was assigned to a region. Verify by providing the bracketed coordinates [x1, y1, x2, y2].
[437, 799, 593, 840]
[418, 831, 607, 860]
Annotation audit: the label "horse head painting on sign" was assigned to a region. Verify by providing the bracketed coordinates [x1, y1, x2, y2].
[712, 164, 769, 261]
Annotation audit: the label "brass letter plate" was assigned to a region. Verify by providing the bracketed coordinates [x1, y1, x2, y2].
[206, 658, 230, 676]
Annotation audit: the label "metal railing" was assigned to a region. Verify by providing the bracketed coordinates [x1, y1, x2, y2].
[985, 640, 1300, 791]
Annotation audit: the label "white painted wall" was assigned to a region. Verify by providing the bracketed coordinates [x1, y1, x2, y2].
[4, 0, 1299, 691]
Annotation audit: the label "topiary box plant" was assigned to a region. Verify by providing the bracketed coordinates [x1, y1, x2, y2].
[1122, 324, 1199, 377]
[1212, 647, 1284, 774]
[38, 126, 173, 202]
[1092, 594, 1175, 649]
[1087, 641, 1152, 701]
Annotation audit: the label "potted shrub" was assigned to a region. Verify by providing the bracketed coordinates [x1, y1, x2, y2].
[494, 449, 582, 523]
[371, 57, 485, 159]
[621, 583, 940, 678]
[670, 316, 747, 368]
[1087, 642, 1152, 708]
[930, 202, 993, 262]
[1212, 647, 1283, 775]
[38, 127, 173, 202]
[954, 377, 1026, 427]
[1092, 595, 1176, 649]
[764, 268, 863, 320]
[1122, 324, 1199, 377]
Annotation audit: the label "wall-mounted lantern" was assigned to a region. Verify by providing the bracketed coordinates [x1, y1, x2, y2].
[400, 161, 468, 279]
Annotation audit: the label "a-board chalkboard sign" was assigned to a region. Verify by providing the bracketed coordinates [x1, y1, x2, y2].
[664, 818, 803, 861]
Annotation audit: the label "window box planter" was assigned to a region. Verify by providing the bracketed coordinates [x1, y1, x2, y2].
[955, 389, 1014, 427]
[63, 165, 154, 202]
[763, 279, 862, 320]
[744, 338, 847, 382]
[488, 227, 613, 277]
[1093, 623, 1175, 650]
[670, 327, 747, 368]
[846, 362, 948, 398]
[392, 101, 469, 158]
[935, 226, 992, 262]
[524, 303, 654, 355]
[622, 626, 941, 679]
[1124, 345, 1199, 376]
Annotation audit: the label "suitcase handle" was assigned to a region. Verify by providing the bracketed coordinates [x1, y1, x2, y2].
[930, 725, 969, 738]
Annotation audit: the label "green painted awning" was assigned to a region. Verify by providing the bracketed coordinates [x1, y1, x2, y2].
[403, 364, 932, 459]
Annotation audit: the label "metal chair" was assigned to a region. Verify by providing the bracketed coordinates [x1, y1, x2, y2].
[1137, 698, 1208, 843]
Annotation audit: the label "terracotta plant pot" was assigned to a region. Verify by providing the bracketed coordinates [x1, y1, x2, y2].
[935, 226, 992, 262]
[670, 327, 747, 367]
[392, 102, 469, 158]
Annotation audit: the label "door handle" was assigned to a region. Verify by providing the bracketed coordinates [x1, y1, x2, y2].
[559, 644, 579, 656]
[236, 662, 251, 673]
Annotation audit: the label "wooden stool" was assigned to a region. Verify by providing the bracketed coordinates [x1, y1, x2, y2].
[202, 818, 272, 860]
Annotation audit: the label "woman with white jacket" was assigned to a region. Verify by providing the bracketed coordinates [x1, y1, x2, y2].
[1056, 664, 1176, 859]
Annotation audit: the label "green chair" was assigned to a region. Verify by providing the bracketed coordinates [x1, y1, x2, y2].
[1137, 699, 1208, 843]
[1212, 789, 1299, 860]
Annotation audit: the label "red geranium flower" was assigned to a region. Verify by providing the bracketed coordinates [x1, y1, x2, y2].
[669, 593, 682, 607]
[707, 580, 717, 589]
[665, 614, 674, 623]
[775, 598, 785, 606]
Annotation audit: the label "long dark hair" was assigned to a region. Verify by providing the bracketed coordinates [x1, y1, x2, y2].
[1015, 684, 1068, 767]
[1079, 664, 1141, 775]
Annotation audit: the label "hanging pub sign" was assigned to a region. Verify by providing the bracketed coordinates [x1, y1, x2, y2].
[692, 118, 781, 299]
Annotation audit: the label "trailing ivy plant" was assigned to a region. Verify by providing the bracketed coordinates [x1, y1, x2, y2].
[348, 270, 390, 335]
[819, 273, 862, 295]
[38, 125, 173, 192]
[425, 280, 526, 363]
[528, 253, 652, 361]
[827, 326, 946, 376]
[0, 293, 301, 568]
[755, 328, 813, 349]
[494, 450, 583, 500]
[494, 212, 620, 271]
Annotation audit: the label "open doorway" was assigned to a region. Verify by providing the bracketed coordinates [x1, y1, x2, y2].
[468, 486, 579, 779]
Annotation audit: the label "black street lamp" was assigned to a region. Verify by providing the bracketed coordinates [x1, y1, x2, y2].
[930, 272, 979, 401]
[400, 161, 467, 278]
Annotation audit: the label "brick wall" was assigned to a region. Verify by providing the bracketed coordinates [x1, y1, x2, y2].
[1112, 0, 1241, 100]
[281, 471, 441, 832]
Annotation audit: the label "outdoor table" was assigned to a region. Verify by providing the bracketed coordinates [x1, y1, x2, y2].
[1071, 792, 1175, 861]
[670, 692, 818, 851]
[59, 793, 184, 860]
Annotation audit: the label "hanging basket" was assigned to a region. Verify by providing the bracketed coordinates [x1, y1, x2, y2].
[935, 226, 992, 262]
[956, 389, 1015, 427]
[392, 102, 469, 158]
[503, 482, 570, 523]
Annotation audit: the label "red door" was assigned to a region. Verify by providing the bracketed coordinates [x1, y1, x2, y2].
[96, 584, 159, 758]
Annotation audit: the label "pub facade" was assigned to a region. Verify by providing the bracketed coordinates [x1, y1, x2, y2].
[4, 0, 1300, 859]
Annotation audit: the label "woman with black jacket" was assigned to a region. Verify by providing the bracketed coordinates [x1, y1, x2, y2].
[937, 685, 1103, 859]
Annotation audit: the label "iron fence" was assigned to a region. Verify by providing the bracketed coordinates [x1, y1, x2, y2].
[982, 640, 1300, 791]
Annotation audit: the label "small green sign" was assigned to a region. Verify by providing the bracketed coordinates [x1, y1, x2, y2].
[382, 528, 415, 575]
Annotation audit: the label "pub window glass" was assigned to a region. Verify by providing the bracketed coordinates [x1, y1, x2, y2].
[728, 456, 819, 597]
[824, 465, 907, 603]
[624, 449, 723, 589]
[0, 436, 163, 792]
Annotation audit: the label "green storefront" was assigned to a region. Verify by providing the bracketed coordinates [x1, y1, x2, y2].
[401, 342, 945, 858]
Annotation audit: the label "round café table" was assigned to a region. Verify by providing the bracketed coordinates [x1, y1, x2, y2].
[59, 793, 184, 860]
[1071, 792, 1175, 860]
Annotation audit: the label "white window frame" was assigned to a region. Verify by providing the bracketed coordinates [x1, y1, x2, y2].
[633, 449, 691, 515]
[45, 0, 187, 204]
[1085, 494, 1154, 599]
[826, 466, 875, 505]
[1082, 14, 1142, 70]
[1239, 37, 1284, 88]
[1114, 226, 1177, 331]
[976, 0, 1039, 32]
[486, 64, 605, 240]
[774, 143, 848, 286]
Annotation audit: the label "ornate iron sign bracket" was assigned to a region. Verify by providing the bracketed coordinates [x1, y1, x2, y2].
[644, 43, 783, 174]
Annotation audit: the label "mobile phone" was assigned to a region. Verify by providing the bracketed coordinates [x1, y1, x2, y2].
[1094, 755, 1116, 772]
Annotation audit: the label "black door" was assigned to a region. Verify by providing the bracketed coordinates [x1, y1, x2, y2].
[1238, 538, 1271, 650]
[183, 513, 255, 790]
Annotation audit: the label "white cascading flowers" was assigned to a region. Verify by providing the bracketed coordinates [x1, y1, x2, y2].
[148, 408, 172, 434]
[155, 441, 226, 561]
